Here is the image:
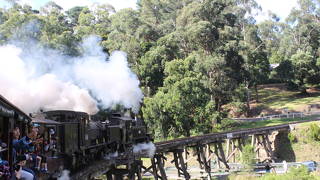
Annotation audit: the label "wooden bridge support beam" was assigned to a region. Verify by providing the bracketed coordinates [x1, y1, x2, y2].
[195, 144, 212, 179]
[105, 166, 127, 180]
[105, 160, 143, 180]
[213, 142, 230, 170]
[184, 147, 189, 168]
[128, 160, 143, 180]
[172, 149, 190, 180]
[253, 133, 276, 162]
[225, 138, 243, 164]
[150, 153, 168, 180]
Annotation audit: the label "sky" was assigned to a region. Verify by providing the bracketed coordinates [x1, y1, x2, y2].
[0, 0, 298, 21]
[257, 0, 298, 21]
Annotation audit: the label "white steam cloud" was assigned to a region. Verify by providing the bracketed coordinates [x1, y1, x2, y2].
[104, 151, 119, 160]
[0, 36, 143, 114]
[58, 170, 70, 180]
[133, 142, 156, 158]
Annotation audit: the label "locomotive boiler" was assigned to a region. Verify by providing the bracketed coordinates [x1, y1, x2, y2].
[34, 110, 152, 173]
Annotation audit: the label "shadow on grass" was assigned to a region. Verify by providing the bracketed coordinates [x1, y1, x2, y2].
[255, 88, 320, 110]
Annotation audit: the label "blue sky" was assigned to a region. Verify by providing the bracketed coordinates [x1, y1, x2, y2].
[0, 0, 298, 21]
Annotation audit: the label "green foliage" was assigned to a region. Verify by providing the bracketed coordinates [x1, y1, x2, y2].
[142, 56, 210, 138]
[290, 50, 319, 93]
[309, 123, 320, 141]
[1, 0, 320, 140]
[261, 166, 320, 180]
[241, 145, 255, 171]
[215, 118, 240, 132]
[288, 132, 296, 143]
[228, 101, 248, 117]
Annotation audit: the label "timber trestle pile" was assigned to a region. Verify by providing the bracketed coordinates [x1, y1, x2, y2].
[141, 119, 319, 180]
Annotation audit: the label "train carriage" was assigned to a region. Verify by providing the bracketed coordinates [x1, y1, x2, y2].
[0, 95, 31, 167]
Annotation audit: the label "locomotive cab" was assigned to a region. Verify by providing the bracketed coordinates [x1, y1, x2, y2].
[107, 113, 133, 154]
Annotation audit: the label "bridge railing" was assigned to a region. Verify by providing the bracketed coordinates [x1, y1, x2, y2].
[233, 112, 305, 122]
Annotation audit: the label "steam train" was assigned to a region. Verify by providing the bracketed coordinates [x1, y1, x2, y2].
[0, 94, 152, 179]
[33, 110, 153, 175]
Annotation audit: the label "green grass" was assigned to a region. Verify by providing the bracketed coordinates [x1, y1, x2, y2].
[257, 87, 320, 110]
[230, 115, 320, 130]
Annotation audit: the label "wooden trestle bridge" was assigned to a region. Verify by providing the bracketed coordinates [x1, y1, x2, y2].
[72, 119, 319, 180]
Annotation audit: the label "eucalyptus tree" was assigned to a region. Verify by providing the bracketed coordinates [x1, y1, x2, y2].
[242, 25, 269, 102]
[0, 4, 41, 43]
[138, 32, 181, 96]
[142, 0, 251, 138]
[143, 55, 210, 138]
[257, 13, 282, 60]
[106, 8, 144, 68]
[65, 6, 85, 26]
[39, 2, 79, 55]
[278, 0, 320, 93]
[138, 0, 193, 36]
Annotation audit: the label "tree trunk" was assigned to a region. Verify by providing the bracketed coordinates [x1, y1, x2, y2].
[255, 84, 259, 103]
[215, 98, 220, 112]
[246, 85, 250, 117]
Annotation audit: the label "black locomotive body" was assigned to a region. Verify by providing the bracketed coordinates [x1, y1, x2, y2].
[0, 93, 153, 179]
[40, 110, 152, 172]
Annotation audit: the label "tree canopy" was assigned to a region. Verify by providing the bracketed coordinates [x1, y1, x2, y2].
[1, 0, 319, 139]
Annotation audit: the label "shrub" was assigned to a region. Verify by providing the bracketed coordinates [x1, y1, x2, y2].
[309, 123, 320, 141]
[261, 165, 319, 180]
[214, 118, 240, 132]
[229, 102, 248, 117]
[288, 132, 296, 143]
[241, 145, 255, 171]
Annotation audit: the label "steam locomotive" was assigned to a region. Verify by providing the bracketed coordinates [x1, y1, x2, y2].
[31, 110, 152, 175]
[0, 93, 153, 179]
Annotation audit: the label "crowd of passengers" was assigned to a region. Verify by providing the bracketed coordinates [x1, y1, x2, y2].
[0, 124, 57, 180]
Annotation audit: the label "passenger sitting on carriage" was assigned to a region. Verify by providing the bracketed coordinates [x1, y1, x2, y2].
[0, 140, 8, 166]
[33, 133, 48, 173]
[12, 125, 43, 173]
[45, 129, 57, 157]
[27, 124, 46, 172]
[12, 127, 34, 153]
[0, 141, 10, 180]
[15, 155, 36, 180]
[0, 163, 10, 180]
[12, 127, 33, 163]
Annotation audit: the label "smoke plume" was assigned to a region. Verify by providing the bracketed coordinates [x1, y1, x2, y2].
[58, 170, 70, 180]
[133, 142, 156, 158]
[104, 151, 119, 160]
[0, 36, 143, 114]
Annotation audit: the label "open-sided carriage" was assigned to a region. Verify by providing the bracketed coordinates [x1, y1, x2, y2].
[0, 95, 31, 168]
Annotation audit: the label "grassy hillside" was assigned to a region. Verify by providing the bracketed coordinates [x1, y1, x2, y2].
[250, 84, 320, 116]
[228, 121, 320, 180]
[287, 121, 320, 162]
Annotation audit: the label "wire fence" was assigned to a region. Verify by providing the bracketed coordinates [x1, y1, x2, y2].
[233, 112, 306, 122]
